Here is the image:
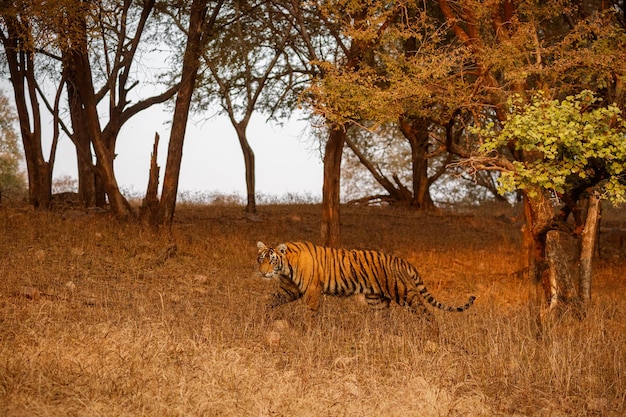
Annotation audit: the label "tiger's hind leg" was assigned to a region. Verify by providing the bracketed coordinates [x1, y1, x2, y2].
[364, 294, 392, 310]
[406, 292, 432, 317]
[406, 291, 440, 340]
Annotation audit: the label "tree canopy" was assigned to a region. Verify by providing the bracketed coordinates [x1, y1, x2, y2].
[476, 90, 626, 204]
[1, 0, 625, 227]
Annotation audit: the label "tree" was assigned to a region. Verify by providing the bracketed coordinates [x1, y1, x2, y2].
[341, 124, 502, 206]
[285, 0, 403, 246]
[198, 0, 296, 214]
[157, 0, 225, 228]
[302, 1, 478, 214]
[393, 5, 465, 210]
[305, 0, 625, 310]
[473, 91, 626, 309]
[1, 0, 181, 215]
[0, 3, 56, 208]
[58, 0, 132, 216]
[341, 125, 416, 204]
[63, 0, 182, 213]
[434, 0, 625, 311]
[0, 89, 26, 203]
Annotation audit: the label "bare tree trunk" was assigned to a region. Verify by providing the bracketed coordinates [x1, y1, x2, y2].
[158, 0, 213, 227]
[70, 60, 130, 216]
[234, 125, 256, 213]
[524, 189, 588, 319]
[321, 125, 346, 247]
[76, 151, 96, 207]
[521, 197, 535, 281]
[523, 190, 557, 307]
[141, 133, 161, 228]
[23, 144, 52, 208]
[579, 192, 600, 303]
[66, 80, 97, 208]
[398, 115, 434, 210]
[545, 231, 578, 311]
[544, 231, 560, 311]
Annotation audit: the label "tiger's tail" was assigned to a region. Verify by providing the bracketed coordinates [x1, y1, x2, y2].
[417, 282, 476, 312]
[409, 262, 475, 312]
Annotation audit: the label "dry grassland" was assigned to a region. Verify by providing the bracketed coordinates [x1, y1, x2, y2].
[0, 203, 624, 416]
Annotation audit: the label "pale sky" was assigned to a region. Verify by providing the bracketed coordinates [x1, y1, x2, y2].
[3, 63, 325, 203]
[39, 101, 325, 201]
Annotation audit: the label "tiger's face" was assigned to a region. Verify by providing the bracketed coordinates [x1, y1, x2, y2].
[257, 241, 288, 278]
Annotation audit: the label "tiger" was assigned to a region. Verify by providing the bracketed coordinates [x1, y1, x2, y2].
[256, 241, 475, 319]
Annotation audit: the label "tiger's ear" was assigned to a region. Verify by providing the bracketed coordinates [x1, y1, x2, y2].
[257, 241, 267, 252]
[277, 243, 288, 254]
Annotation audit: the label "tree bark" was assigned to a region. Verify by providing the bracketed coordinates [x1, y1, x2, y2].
[398, 115, 435, 210]
[158, 0, 212, 227]
[579, 192, 600, 303]
[321, 125, 346, 247]
[524, 189, 586, 316]
[141, 133, 161, 228]
[66, 76, 97, 208]
[521, 196, 535, 281]
[546, 231, 577, 309]
[68, 55, 131, 216]
[523, 190, 557, 306]
[234, 124, 256, 213]
[61, 8, 132, 217]
[1, 14, 52, 208]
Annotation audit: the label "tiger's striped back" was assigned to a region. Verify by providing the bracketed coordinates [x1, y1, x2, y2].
[257, 241, 475, 316]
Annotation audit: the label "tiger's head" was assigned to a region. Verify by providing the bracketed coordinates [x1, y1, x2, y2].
[257, 241, 288, 278]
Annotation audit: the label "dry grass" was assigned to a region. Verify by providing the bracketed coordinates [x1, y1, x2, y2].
[0, 203, 624, 416]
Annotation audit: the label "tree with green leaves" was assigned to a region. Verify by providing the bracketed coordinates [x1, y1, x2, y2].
[471, 90, 626, 310]
[477, 91, 626, 206]
[435, 0, 625, 311]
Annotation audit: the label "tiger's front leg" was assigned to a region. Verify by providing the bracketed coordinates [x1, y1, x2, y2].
[303, 284, 322, 311]
[268, 275, 302, 308]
